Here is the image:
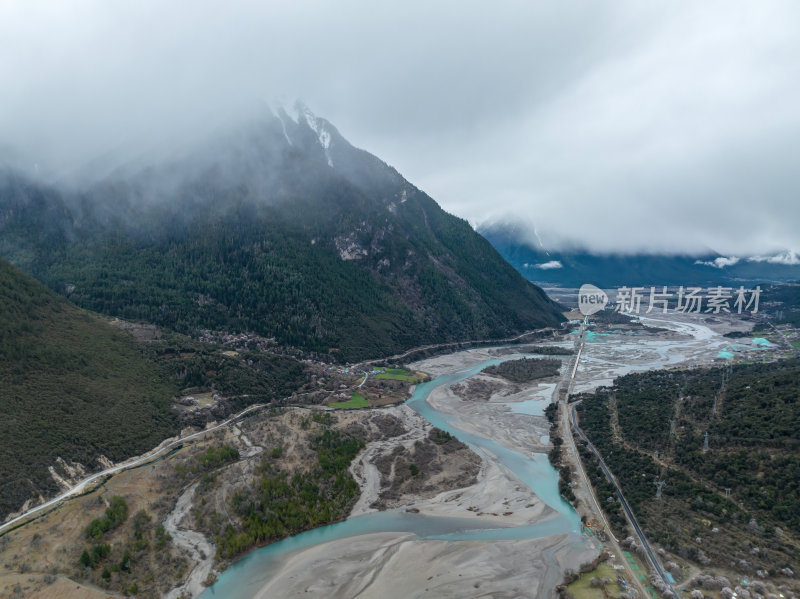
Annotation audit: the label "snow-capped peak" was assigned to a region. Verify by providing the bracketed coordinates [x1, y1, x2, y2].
[294, 101, 333, 167]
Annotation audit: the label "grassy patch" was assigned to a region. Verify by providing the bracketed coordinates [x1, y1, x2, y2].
[85, 496, 128, 541]
[329, 392, 370, 409]
[195, 445, 240, 471]
[376, 373, 417, 382]
[193, 392, 215, 408]
[376, 368, 423, 383]
[566, 563, 623, 599]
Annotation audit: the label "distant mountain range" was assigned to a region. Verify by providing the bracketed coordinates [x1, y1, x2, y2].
[0, 104, 562, 362]
[480, 222, 800, 289]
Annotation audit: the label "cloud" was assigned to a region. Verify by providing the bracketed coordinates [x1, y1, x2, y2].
[0, 1, 798, 256]
[747, 250, 800, 265]
[695, 257, 741, 269]
[530, 261, 564, 270]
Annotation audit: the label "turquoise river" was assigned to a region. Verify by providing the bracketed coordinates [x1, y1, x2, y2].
[200, 355, 581, 599]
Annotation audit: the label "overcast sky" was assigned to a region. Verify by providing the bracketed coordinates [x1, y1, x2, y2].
[1, 1, 798, 255]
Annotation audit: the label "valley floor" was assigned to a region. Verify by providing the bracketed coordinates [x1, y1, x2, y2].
[239, 345, 595, 599]
[2, 311, 791, 599]
[0, 341, 593, 599]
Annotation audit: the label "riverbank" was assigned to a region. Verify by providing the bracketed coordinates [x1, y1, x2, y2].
[217, 344, 594, 599]
[197, 312, 772, 599]
[0, 340, 593, 599]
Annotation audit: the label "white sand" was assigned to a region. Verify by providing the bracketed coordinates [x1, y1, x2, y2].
[254, 531, 595, 599]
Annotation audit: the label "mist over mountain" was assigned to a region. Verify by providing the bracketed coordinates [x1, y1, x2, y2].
[481, 220, 800, 288]
[3, 3, 799, 257]
[0, 106, 563, 361]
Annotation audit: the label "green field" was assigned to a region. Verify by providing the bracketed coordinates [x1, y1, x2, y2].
[329, 392, 369, 409]
[376, 373, 417, 382]
[376, 368, 420, 383]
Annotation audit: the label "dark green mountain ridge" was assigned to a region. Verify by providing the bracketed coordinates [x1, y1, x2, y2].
[0, 106, 563, 361]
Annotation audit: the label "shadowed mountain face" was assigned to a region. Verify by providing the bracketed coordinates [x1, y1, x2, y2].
[0, 254, 311, 521]
[0, 107, 562, 361]
[480, 222, 800, 289]
[0, 257, 179, 519]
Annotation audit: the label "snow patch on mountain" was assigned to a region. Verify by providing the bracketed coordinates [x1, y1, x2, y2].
[296, 102, 334, 167]
[278, 115, 293, 146]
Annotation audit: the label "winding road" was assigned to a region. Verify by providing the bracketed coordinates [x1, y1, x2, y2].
[0, 402, 268, 535]
[1, 345, 393, 536]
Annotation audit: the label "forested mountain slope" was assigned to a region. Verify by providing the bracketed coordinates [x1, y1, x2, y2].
[0, 257, 311, 521]
[0, 106, 562, 361]
[0, 258, 178, 519]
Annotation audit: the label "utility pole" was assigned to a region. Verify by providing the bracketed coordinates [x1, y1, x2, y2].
[654, 480, 666, 499]
[702, 431, 709, 453]
[724, 488, 731, 499]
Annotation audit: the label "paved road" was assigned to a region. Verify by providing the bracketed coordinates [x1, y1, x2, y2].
[557, 326, 650, 598]
[357, 327, 552, 368]
[558, 333, 615, 544]
[0, 402, 268, 535]
[571, 400, 677, 597]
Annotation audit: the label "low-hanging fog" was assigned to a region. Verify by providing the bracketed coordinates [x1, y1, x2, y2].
[1, 1, 798, 256]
